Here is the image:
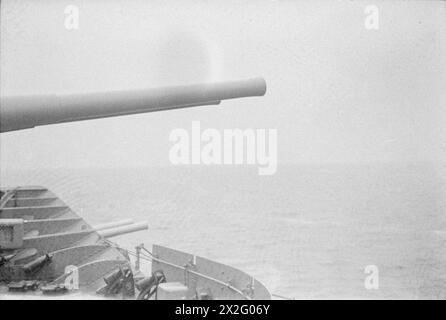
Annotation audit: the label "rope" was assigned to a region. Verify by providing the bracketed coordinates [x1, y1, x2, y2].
[272, 293, 295, 300]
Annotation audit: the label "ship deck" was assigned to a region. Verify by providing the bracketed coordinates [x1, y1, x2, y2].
[0, 186, 271, 300]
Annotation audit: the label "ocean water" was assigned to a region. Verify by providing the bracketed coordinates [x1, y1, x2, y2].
[1, 163, 446, 299]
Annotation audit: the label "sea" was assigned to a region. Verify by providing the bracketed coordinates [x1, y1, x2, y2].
[1, 163, 446, 299]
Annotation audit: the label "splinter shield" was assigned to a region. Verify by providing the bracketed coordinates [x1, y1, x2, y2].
[151, 244, 271, 300]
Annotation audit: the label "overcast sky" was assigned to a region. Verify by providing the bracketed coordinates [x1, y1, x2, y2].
[1, 0, 445, 170]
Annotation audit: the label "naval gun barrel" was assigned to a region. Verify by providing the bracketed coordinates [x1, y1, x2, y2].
[97, 221, 149, 239]
[93, 219, 135, 231]
[0, 78, 266, 133]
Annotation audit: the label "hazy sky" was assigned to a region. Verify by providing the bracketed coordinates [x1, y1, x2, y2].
[1, 0, 445, 170]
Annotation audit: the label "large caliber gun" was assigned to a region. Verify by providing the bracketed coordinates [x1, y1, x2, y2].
[0, 78, 266, 133]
